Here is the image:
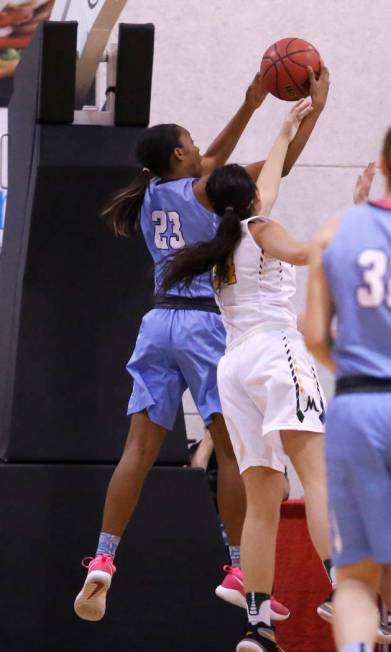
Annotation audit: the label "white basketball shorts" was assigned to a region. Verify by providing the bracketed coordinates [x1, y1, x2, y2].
[217, 326, 326, 474]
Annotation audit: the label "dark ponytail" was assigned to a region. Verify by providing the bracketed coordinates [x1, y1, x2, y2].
[162, 164, 256, 291]
[162, 209, 242, 290]
[102, 123, 182, 237]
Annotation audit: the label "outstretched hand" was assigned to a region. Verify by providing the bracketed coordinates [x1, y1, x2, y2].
[308, 60, 330, 112]
[245, 72, 268, 111]
[353, 161, 376, 204]
[281, 97, 313, 143]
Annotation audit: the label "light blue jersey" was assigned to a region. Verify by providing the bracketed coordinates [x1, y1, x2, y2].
[323, 201, 391, 378]
[323, 199, 391, 567]
[140, 177, 218, 298]
[126, 176, 225, 428]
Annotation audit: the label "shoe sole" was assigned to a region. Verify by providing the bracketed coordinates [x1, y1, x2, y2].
[236, 641, 269, 652]
[316, 605, 332, 624]
[74, 570, 111, 622]
[317, 605, 391, 645]
[215, 586, 290, 621]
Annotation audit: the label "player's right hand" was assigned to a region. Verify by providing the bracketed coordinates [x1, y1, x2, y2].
[245, 72, 268, 111]
[308, 60, 330, 112]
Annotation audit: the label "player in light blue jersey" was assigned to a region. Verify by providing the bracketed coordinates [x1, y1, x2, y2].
[305, 130, 391, 652]
[74, 66, 330, 624]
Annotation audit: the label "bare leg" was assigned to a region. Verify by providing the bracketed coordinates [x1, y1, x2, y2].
[240, 466, 284, 592]
[101, 411, 167, 535]
[281, 430, 330, 560]
[333, 561, 381, 650]
[208, 412, 246, 546]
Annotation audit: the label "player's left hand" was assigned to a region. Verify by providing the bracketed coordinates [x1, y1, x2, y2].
[281, 96, 313, 142]
[308, 60, 330, 112]
[353, 161, 376, 204]
[245, 72, 268, 111]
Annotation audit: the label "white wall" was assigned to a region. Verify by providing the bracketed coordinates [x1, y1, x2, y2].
[114, 0, 389, 493]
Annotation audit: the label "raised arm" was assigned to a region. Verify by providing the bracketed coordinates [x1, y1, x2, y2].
[250, 220, 313, 265]
[245, 62, 330, 182]
[256, 98, 313, 215]
[200, 72, 268, 175]
[282, 62, 330, 175]
[304, 162, 375, 367]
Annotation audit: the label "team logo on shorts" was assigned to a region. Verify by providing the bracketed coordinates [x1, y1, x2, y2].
[282, 333, 326, 425]
[303, 396, 320, 413]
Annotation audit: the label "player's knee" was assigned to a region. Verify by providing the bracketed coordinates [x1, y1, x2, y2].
[123, 434, 160, 472]
[246, 500, 280, 529]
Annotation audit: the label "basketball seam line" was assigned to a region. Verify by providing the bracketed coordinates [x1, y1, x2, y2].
[278, 54, 306, 97]
[285, 37, 300, 56]
[261, 48, 317, 78]
[273, 42, 285, 100]
[273, 42, 304, 99]
[285, 51, 321, 72]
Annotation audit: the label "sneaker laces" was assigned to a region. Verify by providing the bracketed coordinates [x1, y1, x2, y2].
[81, 554, 115, 570]
[81, 556, 94, 568]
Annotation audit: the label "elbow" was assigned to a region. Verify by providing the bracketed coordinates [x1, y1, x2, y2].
[305, 338, 325, 358]
[305, 336, 336, 372]
[288, 250, 309, 266]
[295, 251, 309, 266]
[281, 163, 291, 177]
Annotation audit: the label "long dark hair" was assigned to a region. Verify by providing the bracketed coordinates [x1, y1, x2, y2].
[102, 123, 182, 236]
[162, 164, 256, 290]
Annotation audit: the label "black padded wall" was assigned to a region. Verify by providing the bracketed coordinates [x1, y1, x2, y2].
[1, 126, 188, 463]
[0, 465, 240, 652]
[115, 23, 155, 126]
[0, 23, 188, 464]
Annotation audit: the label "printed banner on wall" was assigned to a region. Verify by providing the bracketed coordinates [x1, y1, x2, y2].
[0, 0, 122, 105]
[0, 1, 54, 77]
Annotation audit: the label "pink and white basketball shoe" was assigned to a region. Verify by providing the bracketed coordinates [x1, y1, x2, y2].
[215, 565, 290, 621]
[74, 554, 116, 622]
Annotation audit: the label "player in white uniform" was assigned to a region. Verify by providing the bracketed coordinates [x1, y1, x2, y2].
[162, 97, 332, 652]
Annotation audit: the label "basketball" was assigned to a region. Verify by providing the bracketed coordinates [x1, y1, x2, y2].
[261, 37, 321, 101]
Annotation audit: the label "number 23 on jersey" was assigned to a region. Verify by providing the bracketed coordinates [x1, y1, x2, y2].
[152, 210, 185, 250]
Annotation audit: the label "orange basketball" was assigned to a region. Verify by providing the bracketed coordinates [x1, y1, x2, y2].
[261, 37, 321, 101]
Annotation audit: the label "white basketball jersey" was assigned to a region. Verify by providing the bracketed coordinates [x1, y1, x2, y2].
[215, 216, 297, 345]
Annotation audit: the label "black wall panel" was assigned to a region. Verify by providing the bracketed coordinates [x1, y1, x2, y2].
[115, 23, 154, 126]
[0, 21, 186, 464]
[0, 465, 240, 652]
[1, 127, 188, 463]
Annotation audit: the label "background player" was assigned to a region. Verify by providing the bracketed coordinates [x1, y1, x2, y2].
[74, 67, 330, 623]
[162, 96, 333, 652]
[305, 130, 391, 652]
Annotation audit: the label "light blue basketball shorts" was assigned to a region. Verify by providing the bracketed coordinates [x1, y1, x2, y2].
[126, 308, 226, 429]
[325, 392, 391, 567]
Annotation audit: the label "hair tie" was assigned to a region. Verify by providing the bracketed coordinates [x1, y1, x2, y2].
[225, 206, 234, 212]
[142, 167, 150, 174]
